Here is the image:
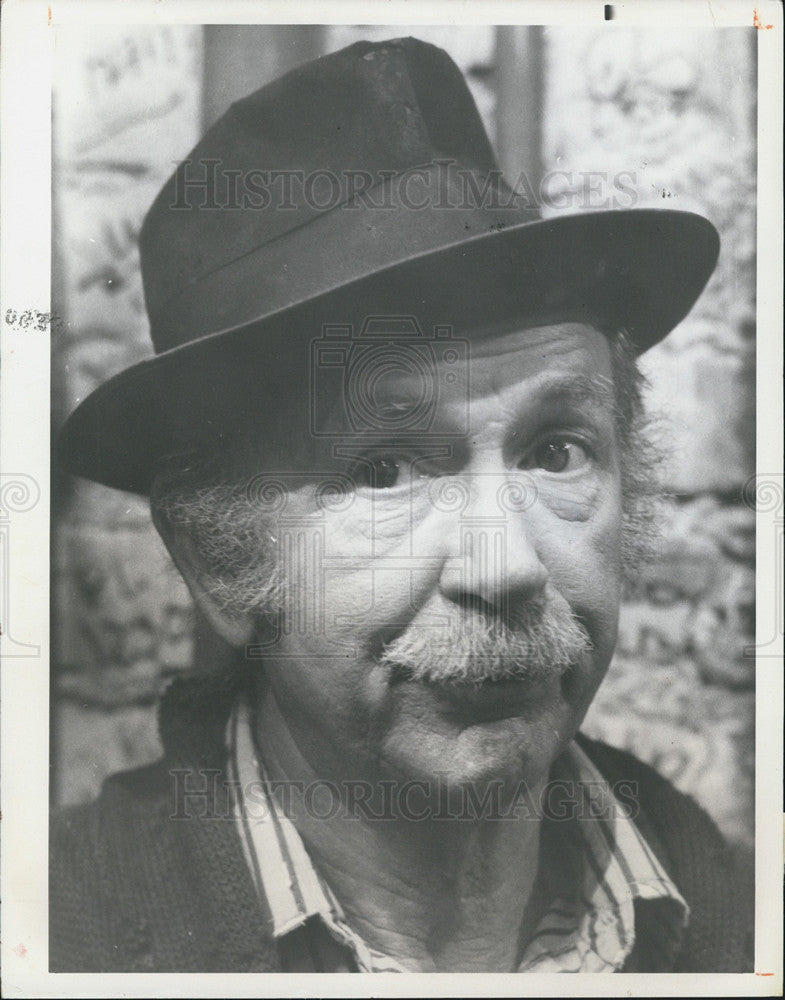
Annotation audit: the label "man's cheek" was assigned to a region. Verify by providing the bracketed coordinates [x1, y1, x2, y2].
[534, 476, 602, 524]
[574, 495, 624, 590]
[547, 524, 622, 653]
[318, 503, 408, 563]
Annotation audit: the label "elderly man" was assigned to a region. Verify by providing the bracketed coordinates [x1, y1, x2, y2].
[51, 37, 749, 973]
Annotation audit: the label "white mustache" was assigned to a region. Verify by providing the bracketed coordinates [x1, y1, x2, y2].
[377, 604, 592, 685]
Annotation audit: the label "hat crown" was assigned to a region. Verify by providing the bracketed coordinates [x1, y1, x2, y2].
[140, 37, 501, 333]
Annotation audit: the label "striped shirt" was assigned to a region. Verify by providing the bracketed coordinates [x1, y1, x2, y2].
[227, 696, 688, 972]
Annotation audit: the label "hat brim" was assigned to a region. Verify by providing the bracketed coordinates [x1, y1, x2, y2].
[57, 208, 719, 495]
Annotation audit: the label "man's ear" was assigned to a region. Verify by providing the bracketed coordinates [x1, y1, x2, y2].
[151, 506, 255, 648]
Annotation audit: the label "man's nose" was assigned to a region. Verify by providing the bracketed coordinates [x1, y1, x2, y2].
[435, 472, 549, 617]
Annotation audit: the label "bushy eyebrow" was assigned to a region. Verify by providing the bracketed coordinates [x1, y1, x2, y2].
[501, 374, 617, 459]
[528, 373, 616, 411]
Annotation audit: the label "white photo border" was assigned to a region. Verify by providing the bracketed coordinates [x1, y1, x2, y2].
[1, 1, 782, 996]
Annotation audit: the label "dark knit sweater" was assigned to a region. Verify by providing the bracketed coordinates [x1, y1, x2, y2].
[50, 672, 753, 973]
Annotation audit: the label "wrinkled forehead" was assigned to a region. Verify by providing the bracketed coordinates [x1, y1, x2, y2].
[441, 320, 610, 395]
[324, 321, 614, 429]
[224, 321, 617, 479]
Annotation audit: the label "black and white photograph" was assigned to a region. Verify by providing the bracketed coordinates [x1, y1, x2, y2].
[1, 2, 782, 994]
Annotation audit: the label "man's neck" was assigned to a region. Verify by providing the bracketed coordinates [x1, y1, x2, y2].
[252, 682, 547, 972]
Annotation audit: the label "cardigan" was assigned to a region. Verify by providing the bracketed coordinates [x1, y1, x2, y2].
[49, 670, 753, 973]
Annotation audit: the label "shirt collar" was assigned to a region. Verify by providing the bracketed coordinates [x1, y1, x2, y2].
[227, 694, 688, 972]
[519, 740, 689, 972]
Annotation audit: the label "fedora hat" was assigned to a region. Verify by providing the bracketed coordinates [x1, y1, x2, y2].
[58, 36, 719, 495]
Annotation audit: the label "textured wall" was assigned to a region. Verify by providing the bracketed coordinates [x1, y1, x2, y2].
[51, 26, 756, 851]
[540, 28, 756, 848]
[51, 24, 203, 805]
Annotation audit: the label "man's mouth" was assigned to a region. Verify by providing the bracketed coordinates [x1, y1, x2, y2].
[387, 668, 564, 722]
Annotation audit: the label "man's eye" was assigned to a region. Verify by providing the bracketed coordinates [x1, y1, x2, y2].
[352, 455, 402, 489]
[522, 438, 590, 474]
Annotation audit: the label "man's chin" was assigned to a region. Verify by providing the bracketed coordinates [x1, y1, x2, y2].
[380, 725, 565, 816]
[378, 675, 580, 792]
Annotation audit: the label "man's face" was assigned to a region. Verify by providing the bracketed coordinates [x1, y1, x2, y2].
[250, 322, 624, 793]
